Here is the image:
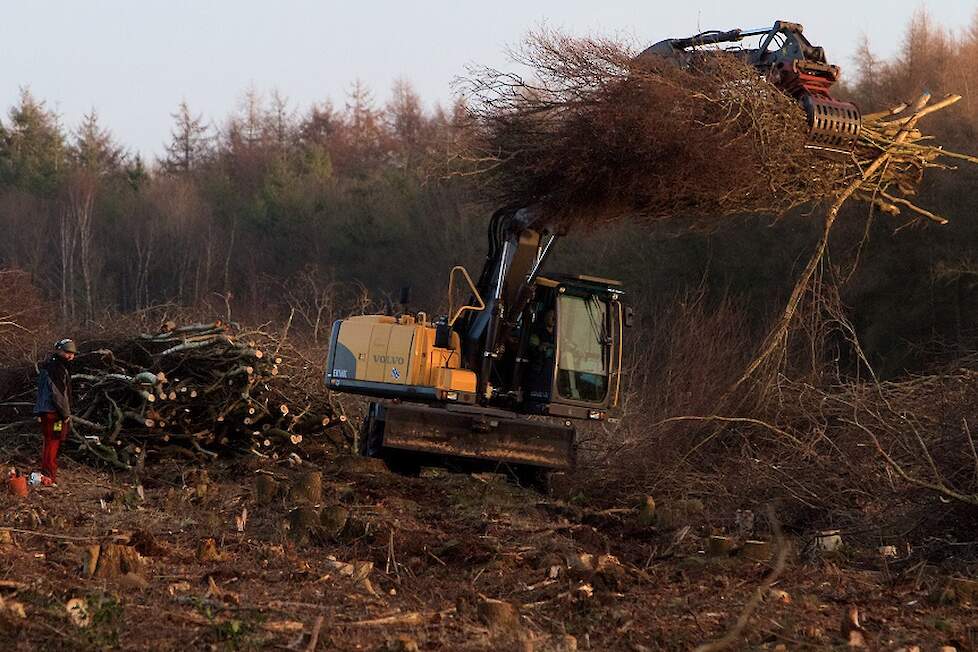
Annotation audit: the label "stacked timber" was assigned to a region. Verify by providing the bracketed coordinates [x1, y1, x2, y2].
[3, 320, 345, 469]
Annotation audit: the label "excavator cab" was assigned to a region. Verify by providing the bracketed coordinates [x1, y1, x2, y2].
[515, 275, 623, 420]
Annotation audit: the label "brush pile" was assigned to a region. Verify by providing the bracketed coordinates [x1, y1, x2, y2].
[1, 320, 347, 469]
[457, 30, 974, 229]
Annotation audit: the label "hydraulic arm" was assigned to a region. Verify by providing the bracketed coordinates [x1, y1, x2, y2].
[640, 20, 861, 154]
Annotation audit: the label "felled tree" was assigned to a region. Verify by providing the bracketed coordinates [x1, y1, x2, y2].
[457, 30, 974, 231]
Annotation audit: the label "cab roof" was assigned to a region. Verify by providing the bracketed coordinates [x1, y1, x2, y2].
[537, 273, 623, 292]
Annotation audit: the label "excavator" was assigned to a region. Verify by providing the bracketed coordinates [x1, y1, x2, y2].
[324, 21, 861, 488]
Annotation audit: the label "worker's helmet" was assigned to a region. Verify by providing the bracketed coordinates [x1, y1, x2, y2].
[55, 338, 78, 354]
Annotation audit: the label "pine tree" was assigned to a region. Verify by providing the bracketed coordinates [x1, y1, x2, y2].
[266, 90, 295, 154]
[344, 79, 386, 175]
[387, 79, 426, 171]
[162, 101, 209, 173]
[0, 88, 68, 195]
[72, 110, 125, 174]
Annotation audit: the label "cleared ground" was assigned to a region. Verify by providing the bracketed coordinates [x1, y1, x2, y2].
[0, 437, 975, 651]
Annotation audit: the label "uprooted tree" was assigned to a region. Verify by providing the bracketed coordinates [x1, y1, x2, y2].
[453, 30, 978, 540]
[455, 30, 976, 384]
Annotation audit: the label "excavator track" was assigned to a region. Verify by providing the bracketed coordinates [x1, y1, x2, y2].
[362, 402, 577, 470]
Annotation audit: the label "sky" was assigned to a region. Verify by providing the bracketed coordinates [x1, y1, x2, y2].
[1, 1, 975, 158]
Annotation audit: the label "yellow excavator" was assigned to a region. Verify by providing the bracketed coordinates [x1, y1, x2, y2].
[325, 205, 625, 487]
[324, 21, 860, 488]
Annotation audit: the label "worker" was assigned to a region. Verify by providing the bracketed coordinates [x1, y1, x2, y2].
[529, 309, 557, 358]
[33, 338, 76, 485]
[526, 309, 556, 399]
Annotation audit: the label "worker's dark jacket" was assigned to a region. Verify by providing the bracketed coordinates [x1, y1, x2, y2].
[33, 355, 72, 419]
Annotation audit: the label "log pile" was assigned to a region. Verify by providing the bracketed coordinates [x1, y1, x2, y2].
[456, 30, 976, 229]
[2, 320, 346, 469]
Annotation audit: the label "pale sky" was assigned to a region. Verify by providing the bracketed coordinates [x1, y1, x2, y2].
[2, 1, 975, 158]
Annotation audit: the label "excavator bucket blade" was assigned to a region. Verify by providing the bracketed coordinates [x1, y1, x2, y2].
[380, 404, 576, 469]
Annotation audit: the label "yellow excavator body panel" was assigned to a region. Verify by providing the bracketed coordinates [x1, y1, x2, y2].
[326, 315, 477, 400]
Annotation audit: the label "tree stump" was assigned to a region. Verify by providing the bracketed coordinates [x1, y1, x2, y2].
[708, 535, 736, 557]
[81, 545, 101, 577]
[950, 577, 978, 602]
[197, 537, 224, 562]
[320, 505, 349, 538]
[90, 544, 145, 579]
[118, 572, 149, 591]
[636, 495, 656, 527]
[290, 471, 322, 505]
[286, 506, 320, 543]
[815, 530, 843, 552]
[191, 469, 210, 498]
[477, 597, 519, 631]
[386, 635, 420, 652]
[336, 455, 388, 474]
[255, 475, 281, 505]
[742, 540, 772, 562]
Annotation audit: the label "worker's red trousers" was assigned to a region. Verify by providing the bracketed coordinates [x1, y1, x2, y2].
[40, 413, 68, 481]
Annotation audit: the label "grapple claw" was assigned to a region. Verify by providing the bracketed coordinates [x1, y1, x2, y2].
[803, 95, 861, 153]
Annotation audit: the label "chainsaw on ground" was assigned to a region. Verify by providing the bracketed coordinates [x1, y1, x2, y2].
[639, 20, 861, 156]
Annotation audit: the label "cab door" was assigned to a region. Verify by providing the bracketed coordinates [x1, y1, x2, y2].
[549, 290, 621, 417]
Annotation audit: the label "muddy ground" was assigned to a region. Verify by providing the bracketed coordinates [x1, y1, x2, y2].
[0, 435, 976, 651]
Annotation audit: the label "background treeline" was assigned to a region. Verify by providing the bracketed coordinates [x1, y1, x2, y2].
[0, 80, 481, 329]
[1, 10, 977, 376]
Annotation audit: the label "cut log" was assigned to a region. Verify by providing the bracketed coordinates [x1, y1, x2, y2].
[18, 319, 341, 467]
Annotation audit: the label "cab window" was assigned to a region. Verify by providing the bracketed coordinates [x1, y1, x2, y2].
[556, 294, 609, 402]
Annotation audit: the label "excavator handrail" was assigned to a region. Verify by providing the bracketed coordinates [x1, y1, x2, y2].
[448, 265, 486, 327]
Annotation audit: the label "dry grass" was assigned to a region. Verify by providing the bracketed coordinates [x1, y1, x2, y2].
[586, 289, 978, 557]
[0, 268, 54, 368]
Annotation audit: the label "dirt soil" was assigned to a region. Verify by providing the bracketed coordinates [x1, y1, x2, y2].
[1, 438, 976, 651]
